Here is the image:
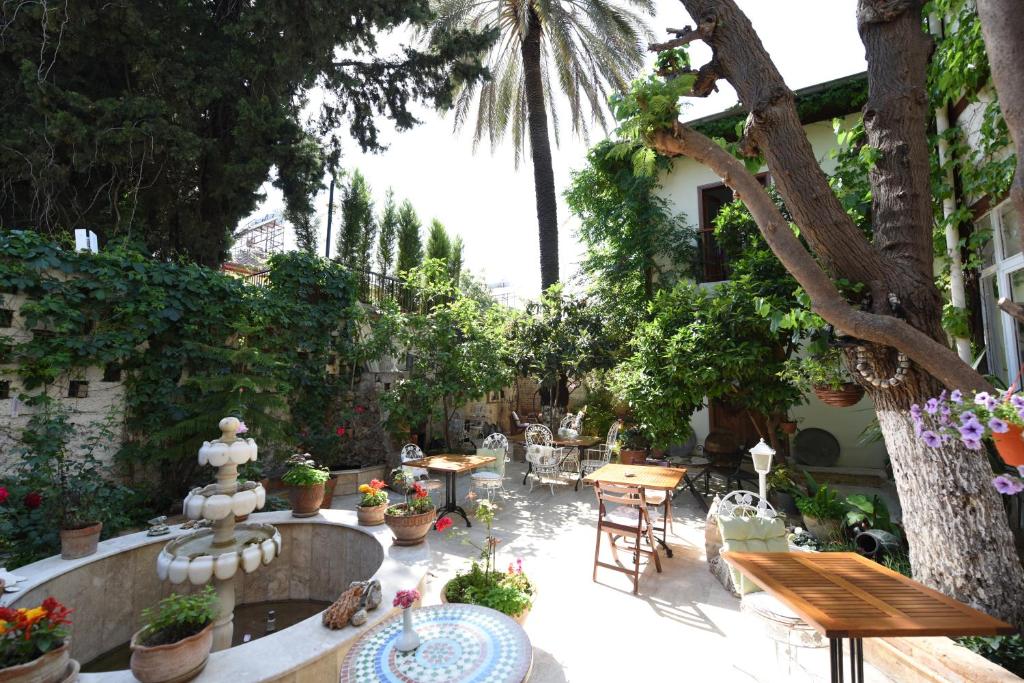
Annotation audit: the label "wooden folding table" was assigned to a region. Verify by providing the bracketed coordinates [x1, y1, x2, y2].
[722, 551, 1015, 682]
[402, 453, 495, 527]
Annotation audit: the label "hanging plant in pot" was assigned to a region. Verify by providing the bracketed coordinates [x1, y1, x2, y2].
[383, 469, 435, 546]
[782, 350, 864, 408]
[282, 454, 331, 518]
[129, 587, 217, 683]
[0, 597, 75, 683]
[911, 389, 1024, 468]
[356, 479, 389, 526]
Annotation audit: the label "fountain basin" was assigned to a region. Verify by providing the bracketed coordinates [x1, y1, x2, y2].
[2, 510, 428, 682]
[157, 522, 282, 584]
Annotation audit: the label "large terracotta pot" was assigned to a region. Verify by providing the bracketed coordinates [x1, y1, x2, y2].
[289, 483, 325, 518]
[802, 515, 844, 543]
[780, 421, 798, 435]
[357, 502, 387, 526]
[384, 505, 436, 546]
[618, 449, 647, 466]
[321, 476, 339, 508]
[993, 424, 1024, 466]
[0, 642, 70, 683]
[130, 623, 213, 683]
[441, 580, 533, 625]
[59, 522, 102, 560]
[813, 383, 864, 408]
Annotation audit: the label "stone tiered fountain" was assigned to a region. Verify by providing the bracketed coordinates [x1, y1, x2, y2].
[155, 417, 281, 651]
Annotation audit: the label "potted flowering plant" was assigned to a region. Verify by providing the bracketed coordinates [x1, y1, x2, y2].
[437, 499, 535, 623]
[282, 453, 331, 517]
[383, 469, 435, 546]
[129, 587, 217, 683]
[911, 389, 1024, 465]
[0, 597, 74, 682]
[356, 479, 389, 526]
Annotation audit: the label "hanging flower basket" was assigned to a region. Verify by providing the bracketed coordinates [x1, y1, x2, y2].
[814, 383, 864, 408]
[993, 424, 1024, 466]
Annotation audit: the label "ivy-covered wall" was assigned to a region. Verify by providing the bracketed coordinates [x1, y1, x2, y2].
[0, 231, 392, 508]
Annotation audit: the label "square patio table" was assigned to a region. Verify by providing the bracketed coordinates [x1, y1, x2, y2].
[402, 453, 494, 527]
[721, 551, 1015, 683]
[583, 463, 686, 557]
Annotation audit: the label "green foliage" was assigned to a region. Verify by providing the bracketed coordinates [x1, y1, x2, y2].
[139, 587, 218, 647]
[377, 190, 399, 276]
[426, 219, 451, 263]
[609, 69, 697, 159]
[844, 493, 901, 538]
[396, 201, 424, 276]
[281, 454, 330, 487]
[957, 635, 1024, 676]
[0, 1, 493, 263]
[444, 561, 534, 619]
[336, 170, 376, 272]
[780, 347, 852, 393]
[382, 262, 513, 448]
[795, 475, 846, 520]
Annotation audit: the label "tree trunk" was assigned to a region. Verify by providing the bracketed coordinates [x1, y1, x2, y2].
[521, 8, 560, 291]
[975, 0, 1024, 251]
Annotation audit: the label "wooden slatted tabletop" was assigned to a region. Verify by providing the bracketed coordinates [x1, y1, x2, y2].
[722, 551, 1015, 639]
[582, 463, 686, 490]
[402, 453, 495, 474]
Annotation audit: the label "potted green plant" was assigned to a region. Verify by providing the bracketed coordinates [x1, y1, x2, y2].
[0, 597, 74, 682]
[794, 475, 847, 542]
[383, 469, 435, 546]
[781, 348, 863, 408]
[282, 453, 330, 517]
[356, 479, 389, 526]
[765, 464, 801, 517]
[129, 587, 217, 683]
[437, 501, 535, 624]
[616, 426, 649, 465]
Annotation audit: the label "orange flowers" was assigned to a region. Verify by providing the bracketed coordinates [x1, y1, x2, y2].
[0, 596, 72, 665]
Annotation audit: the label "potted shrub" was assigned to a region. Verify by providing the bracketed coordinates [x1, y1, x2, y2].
[437, 501, 535, 624]
[383, 469, 435, 546]
[766, 464, 801, 517]
[356, 479, 389, 526]
[56, 465, 109, 560]
[0, 597, 74, 682]
[129, 587, 217, 683]
[616, 426, 649, 465]
[782, 349, 864, 408]
[282, 453, 330, 517]
[795, 477, 847, 543]
[911, 389, 1024, 467]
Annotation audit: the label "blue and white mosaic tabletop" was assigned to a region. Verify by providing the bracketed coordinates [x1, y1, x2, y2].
[339, 604, 533, 683]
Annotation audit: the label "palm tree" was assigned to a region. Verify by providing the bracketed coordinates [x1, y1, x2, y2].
[428, 0, 653, 291]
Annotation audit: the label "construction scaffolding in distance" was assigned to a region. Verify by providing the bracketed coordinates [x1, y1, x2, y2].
[230, 213, 285, 269]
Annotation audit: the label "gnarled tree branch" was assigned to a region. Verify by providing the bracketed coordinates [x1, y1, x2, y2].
[650, 123, 991, 394]
[648, 21, 715, 52]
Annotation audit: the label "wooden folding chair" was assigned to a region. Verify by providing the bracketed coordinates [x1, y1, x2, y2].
[592, 482, 662, 594]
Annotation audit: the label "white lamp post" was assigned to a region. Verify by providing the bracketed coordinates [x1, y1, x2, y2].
[750, 438, 776, 500]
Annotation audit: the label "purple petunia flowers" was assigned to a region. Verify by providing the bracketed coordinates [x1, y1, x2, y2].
[993, 475, 1024, 495]
[921, 430, 942, 448]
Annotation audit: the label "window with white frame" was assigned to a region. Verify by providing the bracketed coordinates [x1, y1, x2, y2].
[979, 199, 1023, 385]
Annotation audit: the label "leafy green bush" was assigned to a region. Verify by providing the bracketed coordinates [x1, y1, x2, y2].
[139, 587, 218, 647]
[281, 455, 330, 487]
[795, 483, 846, 520]
[445, 561, 534, 619]
[957, 635, 1024, 677]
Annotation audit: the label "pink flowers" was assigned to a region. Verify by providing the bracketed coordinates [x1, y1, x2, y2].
[507, 558, 524, 575]
[435, 517, 453, 532]
[0, 486, 8, 504]
[355, 405, 366, 414]
[237, 421, 248, 434]
[393, 589, 420, 609]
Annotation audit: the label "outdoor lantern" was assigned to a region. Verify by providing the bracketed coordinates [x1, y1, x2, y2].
[749, 438, 776, 499]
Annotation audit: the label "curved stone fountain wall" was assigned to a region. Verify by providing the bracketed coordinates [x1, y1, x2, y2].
[2, 510, 427, 682]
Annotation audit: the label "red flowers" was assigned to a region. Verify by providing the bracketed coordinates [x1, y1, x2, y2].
[23, 491, 41, 509]
[435, 517, 453, 532]
[412, 482, 428, 499]
[336, 426, 346, 437]
[355, 405, 366, 414]
[0, 486, 8, 504]
[368, 479, 385, 491]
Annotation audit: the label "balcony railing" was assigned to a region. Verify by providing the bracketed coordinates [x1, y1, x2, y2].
[242, 266, 415, 311]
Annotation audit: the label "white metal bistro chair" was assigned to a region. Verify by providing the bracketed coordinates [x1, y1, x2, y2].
[471, 432, 510, 500]
[399, 443, 441, 499]
[523, 424, 568, 494]
[576, 420, 621, 491]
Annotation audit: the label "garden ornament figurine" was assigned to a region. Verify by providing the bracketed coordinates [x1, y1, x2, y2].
[146, 516, 171, 536]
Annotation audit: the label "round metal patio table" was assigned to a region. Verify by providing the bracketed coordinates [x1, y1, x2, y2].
[338, 603, 533, 683]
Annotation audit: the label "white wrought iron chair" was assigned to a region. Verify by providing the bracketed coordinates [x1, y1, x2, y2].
[577, 421, 621, 491]
[472, 432, 510, 500]
[524, 424, 567, 495]
[400, 443, 427, 480]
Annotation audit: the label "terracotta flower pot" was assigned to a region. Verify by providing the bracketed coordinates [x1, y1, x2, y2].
[814, 383, 864, 408]
[384, 505, 436, 546]
[618, 449, 647, 466]
[321, 476, 339, 508]
[441, 579, 533, 625]
[130, 622, 213, 683]
[357, 502, 387, 526]
[993, 424, 1024, 466]
[0, 641, 70, 683]
[59, 522, 102, 560]
[780, 421, 798, 434]
[289, 483, 325, 518]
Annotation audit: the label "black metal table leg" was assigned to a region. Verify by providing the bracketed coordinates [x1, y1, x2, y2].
[830, 638, 844, 683]
[680, 473, 709, 512]
[434, 471, 472, 527]
[850, 638, 864, 683]
[522, 462, 532, 486]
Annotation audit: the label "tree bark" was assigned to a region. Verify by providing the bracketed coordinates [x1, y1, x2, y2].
[522, 7, 560, 291]
[650, 0, 1024, 627]
[975, 0, 1024, 251]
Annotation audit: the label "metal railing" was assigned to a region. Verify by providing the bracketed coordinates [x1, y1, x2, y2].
[242, 266, 415, 311]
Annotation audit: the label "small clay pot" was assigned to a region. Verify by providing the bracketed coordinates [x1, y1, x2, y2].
[130, 623, 213, 683]
[384, 505, 436, 546]
[321, 476, 339, 508]
[780, 421, 798, 434]
[59, 522, 102, 560]
[356, 502, 387, 526]
[289, 483, 325, 518]
[618, 449, 647, 466]
[0, 641, 70, 683]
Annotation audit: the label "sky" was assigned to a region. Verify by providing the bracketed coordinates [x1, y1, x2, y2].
[243, 0, 868, 302]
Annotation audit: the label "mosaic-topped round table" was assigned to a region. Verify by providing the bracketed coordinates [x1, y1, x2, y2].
[339, 603, 533, 683]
